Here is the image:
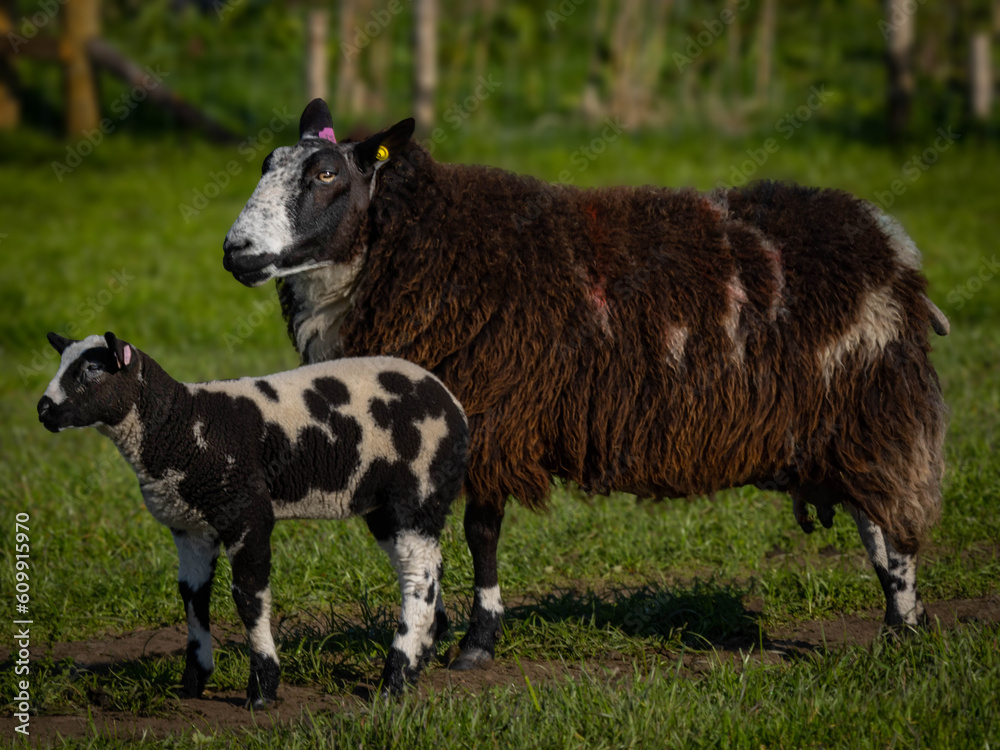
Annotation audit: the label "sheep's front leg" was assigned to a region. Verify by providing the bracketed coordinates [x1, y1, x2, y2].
[846, 504, 927, 628]
[376, 531, 446, 694]
[227, 523, 279, 709]
[172, 529, 220, 698]
[452, 497, 505, 671]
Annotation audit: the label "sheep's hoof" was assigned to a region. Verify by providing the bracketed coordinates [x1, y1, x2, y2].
[449, 647, 494, 671]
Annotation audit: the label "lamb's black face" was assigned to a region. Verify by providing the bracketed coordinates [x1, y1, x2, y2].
[223, 99, 415, 288]
[37, 332, 140, 433]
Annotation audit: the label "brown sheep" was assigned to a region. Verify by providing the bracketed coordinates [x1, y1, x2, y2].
[223, 99, 949, 672]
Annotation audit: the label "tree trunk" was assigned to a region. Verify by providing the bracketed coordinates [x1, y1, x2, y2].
[412, 0, 437, 134]
[581, 0, 611, 122]
[87, 38, 238, 142]
[610, 0, 641, 124]
[754, 0, 776, 106]
[474, 0, 496, 85]
[725, 0, 742, 99]
[884, 0, 915, 141]
[970, 30, 993, 120]
[307, 8, 329, 103]
[63, 0, 101, 137]
[637, 0, 672, 124]
[336, 0, 363, 118]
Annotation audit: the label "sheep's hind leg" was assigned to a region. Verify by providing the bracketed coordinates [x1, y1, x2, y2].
[846, 504, 927, 628]
[227, 523, 280, 709]
[451, 497, 505, 671]
[377, 531, 446, 694]
[173, 530, 220, 698]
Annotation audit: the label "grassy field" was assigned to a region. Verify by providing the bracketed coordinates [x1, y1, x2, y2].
[1, 125, 998, 748]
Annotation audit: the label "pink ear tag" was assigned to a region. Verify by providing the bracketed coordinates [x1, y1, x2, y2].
[318, 127, 337, 143]
[122, 346, 132, 367]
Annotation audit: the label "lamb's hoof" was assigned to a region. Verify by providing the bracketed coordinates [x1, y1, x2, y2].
[449, 647, 494, 671]
[244, 695, 278, 711]
[796, 517, 815, 534]
[180, 665, 211, 698]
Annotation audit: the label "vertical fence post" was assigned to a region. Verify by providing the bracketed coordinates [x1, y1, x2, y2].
[63, 0, 101, 137]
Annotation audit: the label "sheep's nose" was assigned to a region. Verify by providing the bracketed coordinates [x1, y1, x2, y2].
[37, 396, 53, 420]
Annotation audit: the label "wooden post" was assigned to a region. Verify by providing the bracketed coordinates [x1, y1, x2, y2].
[0, 2, 19, 129]
[307, 8, 329, 103]
[63, 0, 101, 136]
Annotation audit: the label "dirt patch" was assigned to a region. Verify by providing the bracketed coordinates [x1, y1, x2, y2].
[3, 595, 999, 745]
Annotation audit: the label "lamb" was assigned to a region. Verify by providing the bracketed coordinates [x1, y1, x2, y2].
[222, 98, 950, 671]
[36, 331, 468, 706]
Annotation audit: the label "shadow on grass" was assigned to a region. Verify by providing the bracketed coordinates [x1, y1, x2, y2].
[501, 581, 762, 653]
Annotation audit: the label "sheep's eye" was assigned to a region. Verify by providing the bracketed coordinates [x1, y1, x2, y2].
[316, 171, 336, 184]
[79, 362, 102, 380]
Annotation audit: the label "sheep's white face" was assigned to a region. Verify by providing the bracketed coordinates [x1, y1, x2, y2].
[37, 332, 139, 433]
[223, 99, 415, 288]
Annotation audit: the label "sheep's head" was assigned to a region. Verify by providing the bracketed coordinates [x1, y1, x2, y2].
[223, 98, 415, 288]
[37, 332, 140, 433]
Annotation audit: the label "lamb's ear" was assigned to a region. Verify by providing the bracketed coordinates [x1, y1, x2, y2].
[299, 98, 334, 140]
[104, 331, 133, 370]
[354, 118, 416, 173]
[47, 332, 75, 354]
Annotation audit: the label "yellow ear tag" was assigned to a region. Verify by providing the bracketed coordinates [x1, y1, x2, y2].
[376, 145, 389, 161]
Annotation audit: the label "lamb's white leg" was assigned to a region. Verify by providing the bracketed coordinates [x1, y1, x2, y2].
[172, 530, 219, 697]
[378, 531, 445, 694]
[846, 504, 927, 627]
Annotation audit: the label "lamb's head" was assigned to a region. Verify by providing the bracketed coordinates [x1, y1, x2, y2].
[37, 332, 141, 433]
[223, 98, 415, 287]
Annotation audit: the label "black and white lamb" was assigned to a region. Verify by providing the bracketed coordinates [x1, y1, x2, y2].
[37, 331, 469, 706]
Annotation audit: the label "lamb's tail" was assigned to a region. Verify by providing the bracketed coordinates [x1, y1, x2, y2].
[923, 294, 950, 336]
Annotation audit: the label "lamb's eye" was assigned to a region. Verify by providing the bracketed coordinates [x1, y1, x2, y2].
[317, 171, 336, 184]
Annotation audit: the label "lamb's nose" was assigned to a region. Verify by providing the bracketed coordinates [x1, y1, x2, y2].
[37, 396, 53, 420]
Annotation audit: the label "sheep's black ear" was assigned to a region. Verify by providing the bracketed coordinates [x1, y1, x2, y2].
[47, 332, 74, 354]
[354, 118, 416, 172]
[104, 331, 134, 370]
[299, 98, 334, 140]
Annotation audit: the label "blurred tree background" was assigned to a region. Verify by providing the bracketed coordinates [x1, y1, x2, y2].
[1, 0, 997, 145]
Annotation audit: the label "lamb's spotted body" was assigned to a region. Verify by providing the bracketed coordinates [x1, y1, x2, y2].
[38, 332, 468, 705]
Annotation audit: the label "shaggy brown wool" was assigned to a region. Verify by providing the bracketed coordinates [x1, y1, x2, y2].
[333, 145, 946, 553]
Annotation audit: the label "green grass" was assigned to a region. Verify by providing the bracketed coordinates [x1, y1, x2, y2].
[1, 127, 998, 747]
